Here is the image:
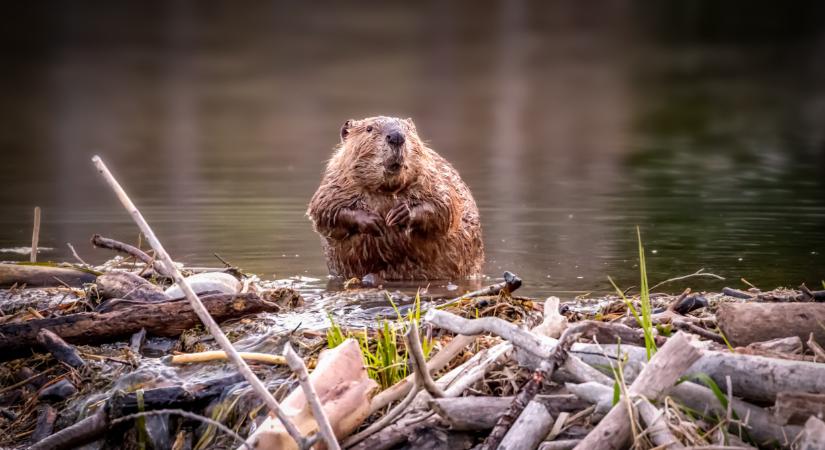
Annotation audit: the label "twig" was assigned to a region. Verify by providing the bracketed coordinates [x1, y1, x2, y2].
[90, 234, 159, 273]
[436, 271, 522, 308]
[406, 324, 445, 398]
[164, 351, 287, 366]
[66, 243, 90, 267]
[0, 367, 56, 396]
[31, 206, 41, 263]
[673, 319, 726, 344]
[650, 268, 724, 291]
[112, 409, 251, 450]
[91, 155, 305, 448]
[807, 333, 825, 362]
[283, 343, 340, 450]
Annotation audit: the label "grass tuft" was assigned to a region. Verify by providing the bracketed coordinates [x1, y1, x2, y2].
[608, 227, 658, 360]
[326, 290, 432, 390]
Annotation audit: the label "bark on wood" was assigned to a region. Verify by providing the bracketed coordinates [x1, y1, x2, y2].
[32, 404, 57, 443]
[108, 374, 244, 417]
[428, 395, 589, 430]
[0, 291, 295, 358]
[29, 409, 108, 450]
[572, 342, 825, 403]
[0, 263, 97, 288]
[36, 329, 85, 369]
[574, 332, 702, 450]
[347, 415, 443, 450]
[716, 302, 825, 348]
[95, 271, 167, 302]
[244, 339, 378, 450]
[90, 234, 156, 269]
[498, 400, 555, 450]
[772, 392, 825, 425]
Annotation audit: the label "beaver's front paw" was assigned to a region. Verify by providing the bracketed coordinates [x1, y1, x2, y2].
[335, 209, 383, 237]
[385, 203, 411, 228]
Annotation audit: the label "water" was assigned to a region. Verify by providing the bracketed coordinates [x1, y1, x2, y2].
[1, 1, 824, 297]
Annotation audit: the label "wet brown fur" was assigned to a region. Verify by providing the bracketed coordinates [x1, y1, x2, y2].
[307, 116, 484, 280]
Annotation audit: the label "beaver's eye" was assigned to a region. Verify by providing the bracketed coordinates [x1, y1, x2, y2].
[366, 126, 373, 133]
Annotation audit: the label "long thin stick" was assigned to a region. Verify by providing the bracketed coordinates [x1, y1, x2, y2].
[91, 155, 304, 448]
[283, 343, 341, 450]
[31, 206, 41, 262]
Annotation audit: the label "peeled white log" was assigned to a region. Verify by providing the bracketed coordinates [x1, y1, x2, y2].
[164, 271, 240, 298]
[243, 339, 378, 450]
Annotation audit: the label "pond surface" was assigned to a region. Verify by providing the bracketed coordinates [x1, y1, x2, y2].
[1, 1, 824, 297]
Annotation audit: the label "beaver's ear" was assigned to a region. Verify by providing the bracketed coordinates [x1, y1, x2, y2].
[340, 119, 354, 141]
[403, 117, 416, 133]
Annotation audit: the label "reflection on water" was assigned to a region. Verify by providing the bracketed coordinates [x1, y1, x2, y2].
[1, 1, 824, 296]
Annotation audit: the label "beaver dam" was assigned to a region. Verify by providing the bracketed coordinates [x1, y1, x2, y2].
[1, 157, 825, 450]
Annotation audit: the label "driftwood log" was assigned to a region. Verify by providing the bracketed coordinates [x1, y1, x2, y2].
[428, 395, 589, 431]
[0, 263, 97, 288]
[716, 302, 825, 348]
[95, 271, 167, 302]
[574, 332, 701, 450]
[0, 291, 297, 358]
[572, 342, 825, 403]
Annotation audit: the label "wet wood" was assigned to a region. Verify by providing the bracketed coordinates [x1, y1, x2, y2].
[0, 263, 97, 288]
[36, 329, 85, 369]
[716, 302, 825, 348]
[32, 404, 57, 442]
[31, 206, 41, 263]
[0, 291, 296, 358]
[95, 271, 167, 302]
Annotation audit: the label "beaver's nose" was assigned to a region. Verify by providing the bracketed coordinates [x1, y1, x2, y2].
[386, 131, 405, 147]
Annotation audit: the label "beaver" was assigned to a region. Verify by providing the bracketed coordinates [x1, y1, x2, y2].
[307, 116, 484, 280]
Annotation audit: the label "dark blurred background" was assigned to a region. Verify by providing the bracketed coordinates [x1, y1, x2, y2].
[1, 0, 824, 295]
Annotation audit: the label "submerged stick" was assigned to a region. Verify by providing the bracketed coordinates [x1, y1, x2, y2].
[91, 156, 304, 448]
[31, 206, 41, 262]
[283, 343, 340, 450]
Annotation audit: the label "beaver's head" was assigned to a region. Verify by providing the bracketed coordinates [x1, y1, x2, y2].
[337, 116, 423, 192]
